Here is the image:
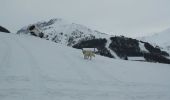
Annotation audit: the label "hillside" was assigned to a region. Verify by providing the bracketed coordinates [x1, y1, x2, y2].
[140, 28, 170, 52]
[0, 32, 170, 100]
[17, 18, 170, 64]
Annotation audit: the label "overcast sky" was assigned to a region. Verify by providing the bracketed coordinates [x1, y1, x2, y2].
[1, 0, 170, 37]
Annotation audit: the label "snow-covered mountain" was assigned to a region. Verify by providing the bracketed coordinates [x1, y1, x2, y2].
[140, 28, 170, 52]
[17, 18, 170, 64]
[0, 32, 170, 100]
[17, 18, 109, 46]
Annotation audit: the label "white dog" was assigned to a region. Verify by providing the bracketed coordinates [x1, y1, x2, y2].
[82, 50, 95, 60]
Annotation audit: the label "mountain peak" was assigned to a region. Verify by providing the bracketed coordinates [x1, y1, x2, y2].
[17, 18, 109, 45]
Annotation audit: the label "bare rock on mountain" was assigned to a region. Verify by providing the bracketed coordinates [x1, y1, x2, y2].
[0, 26, 10, 33]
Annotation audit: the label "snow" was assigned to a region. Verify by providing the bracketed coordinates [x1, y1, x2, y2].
[128, 57, 145, 61]
[0, 32, 170, 100]
[138, 28, 170, 55]
[139, 42, 149, 53]
[139, 28, 170, 51]
[17, 18, 110, 46]
[105, 38, 119, 59]
[42, 18, 109, 38]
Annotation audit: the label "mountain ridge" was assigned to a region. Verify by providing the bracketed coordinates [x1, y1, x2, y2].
[17, 18, 109, 45]
[17, 18, 170, 64]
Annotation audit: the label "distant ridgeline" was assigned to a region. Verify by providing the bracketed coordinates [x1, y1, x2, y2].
[0, 26, 10, 33]
[73, 36, 170, 64]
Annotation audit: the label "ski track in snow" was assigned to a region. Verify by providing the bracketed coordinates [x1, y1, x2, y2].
[12, 38, 48, 100]
[0, 33, 170, 100]
[0, 36, 47, 99]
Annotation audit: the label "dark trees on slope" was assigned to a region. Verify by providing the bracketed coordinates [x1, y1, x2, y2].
[109, 36, 142, 58]
[73, 38, 114, 58]
[73, 35, 170, 64]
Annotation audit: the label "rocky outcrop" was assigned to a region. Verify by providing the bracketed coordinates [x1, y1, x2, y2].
[0, 26, 10, 33]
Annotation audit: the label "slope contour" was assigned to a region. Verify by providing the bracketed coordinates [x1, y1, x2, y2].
[0, 32, 170, 100]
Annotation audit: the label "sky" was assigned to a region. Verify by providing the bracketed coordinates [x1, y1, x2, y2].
[1, 0, 170, 37]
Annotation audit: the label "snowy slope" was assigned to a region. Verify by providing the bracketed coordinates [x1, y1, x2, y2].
[17, 18, 109, 46]
[140, 28, 170, 52]
[0, 32, 170, 100]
